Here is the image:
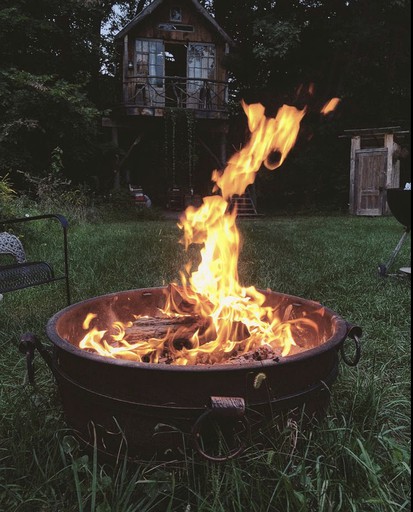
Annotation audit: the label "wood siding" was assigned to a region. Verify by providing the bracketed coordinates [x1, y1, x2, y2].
[348, 130, 402, 216]
[354, 149, 387, 216]
[125, 0, 229, 84]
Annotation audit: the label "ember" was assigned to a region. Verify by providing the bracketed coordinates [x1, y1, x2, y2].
[79, 98, 339, 365]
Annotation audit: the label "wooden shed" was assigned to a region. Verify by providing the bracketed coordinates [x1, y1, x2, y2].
[345, 127, 409, 216]
[103, 0, 235, 206]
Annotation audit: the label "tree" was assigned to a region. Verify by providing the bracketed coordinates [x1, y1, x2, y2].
[0, 69, 99, 181]
[0, 0, 114, 184]
[210, 0, 410, 211]
[217, 0, 410, 126]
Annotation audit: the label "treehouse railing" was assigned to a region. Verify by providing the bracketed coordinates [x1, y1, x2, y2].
[122, 76, 229, 112]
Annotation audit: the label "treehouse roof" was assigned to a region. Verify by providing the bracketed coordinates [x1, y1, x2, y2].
[114, 0, 235, 46]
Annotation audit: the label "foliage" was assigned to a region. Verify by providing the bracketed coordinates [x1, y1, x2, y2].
[0, 0, 410, 210]
[220, 0, 410, 128]
[0, 69, 100, 187]
[16, 147, 99, 223]
[0, 173, 17, 218]
[164, 108, 198, 191]
[253, 18, 301, 63]
[0, 0, 113, 189]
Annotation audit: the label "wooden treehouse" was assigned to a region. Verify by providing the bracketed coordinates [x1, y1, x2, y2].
[103, 0, 235, 208]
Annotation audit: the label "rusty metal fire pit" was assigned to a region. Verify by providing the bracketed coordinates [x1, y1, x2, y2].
[23, 286, 361, 462]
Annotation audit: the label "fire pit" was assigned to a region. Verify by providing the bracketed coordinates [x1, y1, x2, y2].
[22, 286, 360, 462]
[23, 97, 362, 461]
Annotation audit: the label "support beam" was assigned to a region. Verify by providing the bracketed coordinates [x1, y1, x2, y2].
[349, 135, 361, 214]
[197, 135, 224, 169]
[113, 135, 142, 189]
[219, 131, 227, 168]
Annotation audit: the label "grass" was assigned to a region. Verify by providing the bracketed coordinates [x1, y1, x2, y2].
[0, 214, 410, 511]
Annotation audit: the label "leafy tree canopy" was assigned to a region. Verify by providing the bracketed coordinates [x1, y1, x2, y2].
[0, 0, 410, 202]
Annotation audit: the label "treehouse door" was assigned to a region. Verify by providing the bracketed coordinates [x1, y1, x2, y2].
[135, 39, 165, 107]
[187, 43, 216, 109]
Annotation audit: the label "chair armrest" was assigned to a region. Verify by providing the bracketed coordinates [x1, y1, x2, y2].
[0, 213, 69, 229]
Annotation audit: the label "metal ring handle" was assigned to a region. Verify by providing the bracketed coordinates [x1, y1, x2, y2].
[341, 333, 361, 367]
[191, 408, 250, 462]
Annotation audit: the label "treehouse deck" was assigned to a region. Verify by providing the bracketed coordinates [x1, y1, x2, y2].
[118, 76, 229, 119]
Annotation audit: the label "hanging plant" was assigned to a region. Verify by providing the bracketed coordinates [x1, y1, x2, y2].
[164, 108, 177, 187]
[170, 109, 177, 186]
[164, 108, 169, 184]
[164, 107, 197, 191]
[186, 109, 196, 193]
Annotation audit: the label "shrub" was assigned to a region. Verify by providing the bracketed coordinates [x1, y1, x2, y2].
[0, 173, 18, 218]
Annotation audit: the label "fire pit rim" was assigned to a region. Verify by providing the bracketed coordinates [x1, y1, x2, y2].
[46, 286, 350, 372]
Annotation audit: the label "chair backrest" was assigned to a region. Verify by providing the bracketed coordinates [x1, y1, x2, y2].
[0, 232, 27, 263]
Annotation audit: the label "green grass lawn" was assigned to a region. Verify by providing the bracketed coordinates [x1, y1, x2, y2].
[0, 214, 410, 511]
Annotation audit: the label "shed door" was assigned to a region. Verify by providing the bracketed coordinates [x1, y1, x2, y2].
[355, 148, 387, 215]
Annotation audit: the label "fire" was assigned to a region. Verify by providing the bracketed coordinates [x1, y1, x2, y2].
[321, 98, 340, 115]
[79, 99, 334, 364]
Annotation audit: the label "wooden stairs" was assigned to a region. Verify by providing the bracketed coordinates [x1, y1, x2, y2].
[229, 193, 259, 217]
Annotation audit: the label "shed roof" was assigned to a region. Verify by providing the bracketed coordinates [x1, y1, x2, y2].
[342, 126, 409, 137]
[114, 0, 235, 45]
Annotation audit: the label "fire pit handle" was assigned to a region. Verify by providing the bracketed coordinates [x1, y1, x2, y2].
[191, 396, 250, 462]
[341, 325, 362, 367]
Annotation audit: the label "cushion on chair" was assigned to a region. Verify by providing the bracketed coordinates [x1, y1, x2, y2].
[0, 262, 54, 293]
[0, 232, 27, 263]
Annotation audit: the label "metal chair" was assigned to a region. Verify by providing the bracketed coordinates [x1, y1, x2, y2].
[0, 214, 70, 304]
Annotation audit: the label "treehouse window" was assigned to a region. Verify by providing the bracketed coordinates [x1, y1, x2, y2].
[158, 23, 194, 32]
[186, 44, 216, 109]
[188, 44, 216, 80]
[135, 39, 164, 88]
[170, 7, 182, 22]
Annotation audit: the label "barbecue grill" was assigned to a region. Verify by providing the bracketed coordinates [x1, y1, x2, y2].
[378, 187, 411, 277]
[21, 286, 362, 462]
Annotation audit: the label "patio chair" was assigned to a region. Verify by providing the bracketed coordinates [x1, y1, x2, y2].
[0, 214, 70, 304]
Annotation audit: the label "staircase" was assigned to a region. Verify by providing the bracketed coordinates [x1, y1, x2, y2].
[229, 193, 258, 217]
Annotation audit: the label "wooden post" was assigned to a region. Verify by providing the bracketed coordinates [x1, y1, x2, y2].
[384, 133, 401, 214]
[219, 131, 227, 169]
[384, 134, 400, 189]
[384, 133, 394, 189]
[123, 35, 129, 104]
[349, 135, 361, 214]
[197, 135, 223, 169]
[112, 127, 120, 189]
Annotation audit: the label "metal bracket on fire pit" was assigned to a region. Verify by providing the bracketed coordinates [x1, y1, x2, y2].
[191, 396, 250, 462]
[18, 332, 55, 385]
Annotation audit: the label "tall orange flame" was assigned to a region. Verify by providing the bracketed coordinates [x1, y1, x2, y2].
[79, 99, 335, 364]
[174, 101, 307, 362]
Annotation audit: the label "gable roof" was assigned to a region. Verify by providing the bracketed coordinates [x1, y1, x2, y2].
[114, 0, 234, 45]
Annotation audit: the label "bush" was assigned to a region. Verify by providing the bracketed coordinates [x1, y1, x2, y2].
[18, 147, 101, 224]
[0, 173, 18, 218]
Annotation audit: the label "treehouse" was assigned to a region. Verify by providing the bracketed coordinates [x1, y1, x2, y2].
[103, 0, 235, 206]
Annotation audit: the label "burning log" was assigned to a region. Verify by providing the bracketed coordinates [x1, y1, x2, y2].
[123, 315, 210, 343]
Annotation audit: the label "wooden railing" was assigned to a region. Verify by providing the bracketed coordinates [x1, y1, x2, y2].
[123, 76, 229, 112]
